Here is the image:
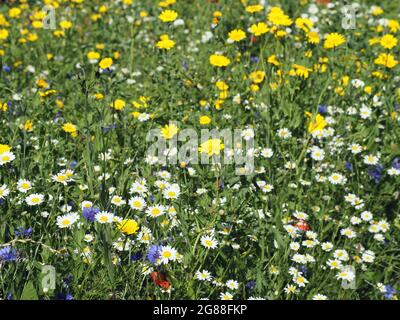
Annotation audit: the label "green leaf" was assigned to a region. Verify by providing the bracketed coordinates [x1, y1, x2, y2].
[20, 281, 39, 300]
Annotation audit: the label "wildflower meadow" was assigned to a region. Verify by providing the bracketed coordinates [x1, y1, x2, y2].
[0, 0, 400, 301]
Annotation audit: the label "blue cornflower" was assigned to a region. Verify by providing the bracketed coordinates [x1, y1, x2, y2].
[130, 252, 143, 261]
[15, 227, 33, 238]
[368, 164, 384, 184]
[392, 157, 400, 170]
[318, 104, 328, 114]
[55, 293, 74, 300]
[384, 285, 397, 299]
[2, 65, 11, 73]
[245, 281, 256, 291]
[250, 56, 259, 63]
[345, 161, 353, 171]
[0, 246, 18, 262]
[146, 245, 162, 264]
[82, 207, 100, 223]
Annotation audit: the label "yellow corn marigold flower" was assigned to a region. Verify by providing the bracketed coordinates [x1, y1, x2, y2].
[245, 4, 263, 13]
[59, 20, 72, 29]
[0, 101, 7, 112]
[36, 79, 49, 88]
[209, 54, 231, 67]
[305, 112, 327, 133]
[369, 37, 381, 46]
[87, 51, 100, 60]
[293, 64, 312, 79]
[249, 71, 266, 84]
[0, 144, 11, 153]
[374, 53, 398, 68]
[32, 20, 43, 29]
[388, 20, 400, 33]
[62, 123, 77, 134]
[117, 219, 139, 235]
[216, 81, 229, 91]
[307, 31, 320, 44]
[9, 8, 22, 18]
[0, 28, 9, 40]
[53, 30, 64, 37]
[161, 123, 179, 140]
[159, 9, 178, 23]
[371, 6, 383, 16]
[24, 120, 33, 132]
[94, 93, 104, 100]
[268, 7, 292, 27]
[199, 115, 211, 125]
[199, 139, 224, 156]
[156, 34, 175, 50]
[380, 34, 398, 50]
[110, 99, 126, 110]
[250, 22, 268, 36]
[219, 90, 228, 99]
[364, 86, 372, 94]
[228, 29, 246, 42]
[99, 57, 113, 69]
[295, 17, 313, 32]
[267, 54, 280, 66]
[324, 33, 346, 49]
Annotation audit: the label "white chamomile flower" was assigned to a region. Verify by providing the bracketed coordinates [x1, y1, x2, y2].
[146, 205, 166, 218]
[56, 212, 79, 229]
[25, 193, 44, 206]
[111, 195, 126, 206]
[0, 185, 10, 199]
[95, 211, 114, 224]
[196, 270, 212, 281]
[200, 235, 219, 249]
[17, 179, 33, 193]
[129, 196, 146, 210]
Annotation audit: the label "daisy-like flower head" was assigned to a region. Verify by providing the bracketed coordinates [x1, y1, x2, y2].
[129, 181, 148, 195]
[312, 294, 328, 300]
[324, 33, 346, 49]
[0, 151, 15, 166]
[209, 54, 231, 67]
[156, 34, 175, 50]
[228, 29, 246, 42]
[56, 212, 79, 229]
[25, 193, 44, 206]
[146, 205, 166, 218]
[200, 235, 219, 249]
[336, 269, 355, 281]
[0, 184, 10, 199]
[159, 9, 178, 23]
[159, 245, 178, 264]
[99, 57, 113, 70]
[117, 219, 139, 235]
[226, 280, 239, 290]
[249, 22, 269, 36]
[196, 270, 212, 281]
[111, 195, 126, 207]
[129, 196, 146, 210]
[160, 123, 179, 140]
[277, 128, 292, 139]
[95, 211, 114, 224]
[198, 139, 224, 156]
[163, 183, 180, 200]
[52, 172, 70, 185]
[220, 292, 233, 300]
